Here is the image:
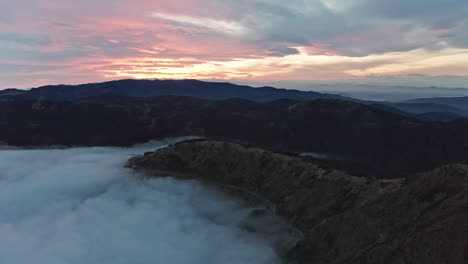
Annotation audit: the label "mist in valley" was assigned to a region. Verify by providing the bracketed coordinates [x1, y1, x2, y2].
[0, 139, 293, 264]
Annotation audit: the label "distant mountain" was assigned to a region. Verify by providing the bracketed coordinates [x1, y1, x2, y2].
[406, 96, 468, 114]
[370, 103, 465, 122]
[413, 112, 465, 122]
[0, 88, 25, 96]
[1, 95, 468, 178]
[383, 102, 461, 114]
[3, 79, 466, 120]
[356, 96, 468, 121]
[0, 79, 348, 102]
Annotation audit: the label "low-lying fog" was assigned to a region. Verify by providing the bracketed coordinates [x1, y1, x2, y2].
[0, 139, 295, 264]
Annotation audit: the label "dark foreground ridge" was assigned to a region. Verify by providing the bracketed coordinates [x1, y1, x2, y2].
[127, 140, 468, 264]
[2, 96, 468, 178]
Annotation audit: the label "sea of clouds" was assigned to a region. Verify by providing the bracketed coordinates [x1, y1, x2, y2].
[0, 139, 295, 264]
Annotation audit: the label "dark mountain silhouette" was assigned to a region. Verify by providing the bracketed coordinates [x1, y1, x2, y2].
[3, 79, 466, 121]
[1, 95, 468, 178]
[0, 79, 347, 102]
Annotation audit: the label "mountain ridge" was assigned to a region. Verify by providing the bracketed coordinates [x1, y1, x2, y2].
[0, 79, 348, 102]
[127, 140, 468, 264]
[1, 95, 468, 178]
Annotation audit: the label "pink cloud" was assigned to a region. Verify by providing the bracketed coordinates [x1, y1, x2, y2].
[1, 0, 467, 88]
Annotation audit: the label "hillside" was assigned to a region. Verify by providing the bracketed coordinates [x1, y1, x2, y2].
[1, 96, 468, 177]
[127, 140, 468, 264]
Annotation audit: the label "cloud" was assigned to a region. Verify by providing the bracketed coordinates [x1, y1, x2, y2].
[0, 0, 467, 88]
[358, 0, 468, 21]
[0, 33, 51, 46]
[150, 12, 248, 35]
[0, 139, 298, 263]
[98, 46, 468, 83]
[267, 47, 300, 57]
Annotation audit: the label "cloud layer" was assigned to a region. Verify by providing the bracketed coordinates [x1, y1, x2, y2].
[0, 140, 297, 263]
[0, 0, 467, 88]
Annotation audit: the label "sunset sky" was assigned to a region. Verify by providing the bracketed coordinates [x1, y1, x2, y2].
[1, 0, 468, 89]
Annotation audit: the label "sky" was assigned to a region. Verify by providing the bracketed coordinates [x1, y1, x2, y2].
[1, 0, 468, 89]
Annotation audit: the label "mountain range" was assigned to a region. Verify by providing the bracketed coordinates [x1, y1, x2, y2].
[2, 79, 467, 121]
[1, 82, 468, 178]
[0, 79, 343, 102]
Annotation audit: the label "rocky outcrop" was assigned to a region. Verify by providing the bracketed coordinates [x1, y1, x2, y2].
[127, 140, 468, 264]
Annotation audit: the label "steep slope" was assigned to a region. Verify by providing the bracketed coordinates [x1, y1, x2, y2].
[127, 140, 468, 264]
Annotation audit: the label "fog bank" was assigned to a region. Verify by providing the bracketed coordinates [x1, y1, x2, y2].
[0, 139, 292, 264]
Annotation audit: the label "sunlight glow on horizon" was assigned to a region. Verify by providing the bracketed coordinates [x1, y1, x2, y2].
[99, 47, 468, 82]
